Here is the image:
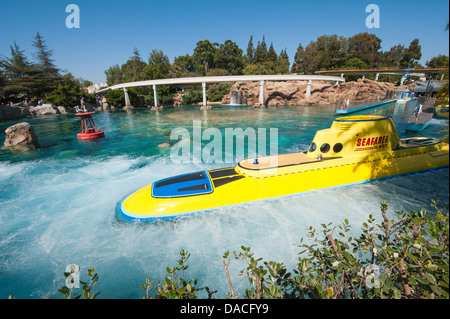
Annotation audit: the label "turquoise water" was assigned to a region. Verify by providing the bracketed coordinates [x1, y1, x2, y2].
[0, 102, 448, 298]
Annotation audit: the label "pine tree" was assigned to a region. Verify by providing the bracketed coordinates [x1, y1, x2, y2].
[292, 43, 305, 73]
[33, 32, 59, 78]
[267, 43, 277, 62]
[1, 42, 40, 98]
[32, 32, 60, 96]
[259, 36, 268, 62]
[121, 48, 147, 82]
[246, 35, 255, 64]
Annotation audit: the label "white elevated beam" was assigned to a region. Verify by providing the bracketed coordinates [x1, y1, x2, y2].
[97, 74, 345, 94]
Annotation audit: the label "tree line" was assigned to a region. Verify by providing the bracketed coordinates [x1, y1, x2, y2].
[1, 32, 448, 108]
[106, 32, 449, 87]
[104, 32, 448, 106]
[0, 32, 96, 107]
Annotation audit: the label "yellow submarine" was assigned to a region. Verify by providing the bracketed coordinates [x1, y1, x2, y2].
[117, 115, 449, 222]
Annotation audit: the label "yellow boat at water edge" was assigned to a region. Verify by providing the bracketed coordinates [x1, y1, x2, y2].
[117, 115, 449, 222]
[434, 104, 449, 118]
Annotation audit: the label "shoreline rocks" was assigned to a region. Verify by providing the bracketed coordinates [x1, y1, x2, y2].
[222, 79, 397, 107]
[0, 79, 403, 122]
[4, 122, 39, 147]
[0, 103, 101, 121]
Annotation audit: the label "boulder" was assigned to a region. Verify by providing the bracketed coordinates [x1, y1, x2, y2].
[0, 105, 32, 121]
[4, 122, 39, 147]
[56, 106, 73, 114]
[29, 104, 59, 116]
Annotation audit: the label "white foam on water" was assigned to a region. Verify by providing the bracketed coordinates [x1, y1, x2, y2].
[0, 153, 448, 298]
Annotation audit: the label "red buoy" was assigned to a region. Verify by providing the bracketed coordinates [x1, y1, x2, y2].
[75, 112, 105, 140]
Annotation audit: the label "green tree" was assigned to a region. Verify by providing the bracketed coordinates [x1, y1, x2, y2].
[400, 38, 422, 68]
[173, 54, 196, 77]
[267, 43, 277, 62]
[31, 32, 61, 97]
[426, 55, 449, 69]
[32, 32, 59, 78]
[121, 48, 147, 82]
[207, 82, 233, 101]
[380, 44, 405, 68]
[254, 37, 268, 64]
[276, 49, 290, 74]
[342, 57, 369, 81]
[214, 40, 244, 75]
[142, 49, 171, 80]
[0, 42, 41, 98]
[318, 34, 349, 70]
[104, 87, 139, 108]
[347, 32, 382, 68]
[294, 40, 320, 74]
[46, 73, 95, 107]
[192, 40, 217, 74]
[105, 64, 124, 86]
[292, 43, 305, 73]
[246, 35, 255, 64]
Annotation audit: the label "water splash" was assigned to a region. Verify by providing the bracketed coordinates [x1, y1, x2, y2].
[0, 104, 447, 298]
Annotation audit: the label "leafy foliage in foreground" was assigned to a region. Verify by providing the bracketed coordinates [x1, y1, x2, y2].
[49, 201, 448, 299]
[223, 201, 449, 299]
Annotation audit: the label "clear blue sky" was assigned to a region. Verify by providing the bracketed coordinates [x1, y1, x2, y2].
[1, 0, 448, 84]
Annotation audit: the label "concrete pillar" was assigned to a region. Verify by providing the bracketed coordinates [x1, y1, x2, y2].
[375, 73, 379, 81]
[123, 88, 131, 106]
[305, 80, 312, 98]
[259, 80, 264, 105]
[202, 82, 207, 107]
[153, 84, 160, 107]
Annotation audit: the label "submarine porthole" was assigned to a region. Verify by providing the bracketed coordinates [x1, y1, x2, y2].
[309, 142, 317, 152]
[320, 143, 330, 153]
[333, 143, 343, 153]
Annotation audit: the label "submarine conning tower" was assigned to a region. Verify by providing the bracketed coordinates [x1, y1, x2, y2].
[306, 115, 402, 159]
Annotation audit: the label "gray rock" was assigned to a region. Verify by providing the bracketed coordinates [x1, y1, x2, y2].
[29, 104, 59, 116]
[4, 122, 39, 147]
[0, 105, 32, 121]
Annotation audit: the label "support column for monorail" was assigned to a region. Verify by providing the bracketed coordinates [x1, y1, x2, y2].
[153, 84, 160, 107]
[123, 88, 131, 107]
[305, 80, 312, 98]
[202, 82, 207, 107]
[259, 80, 264, 105]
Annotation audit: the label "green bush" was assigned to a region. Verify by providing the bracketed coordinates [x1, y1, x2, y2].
[104, 89, 139, 108]
[224, 201, 449, 299]
[182, 89, 203, 105]
[207, 83, 233, 102]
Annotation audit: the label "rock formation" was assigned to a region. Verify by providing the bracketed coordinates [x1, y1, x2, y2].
[4, 122, 39, 147]
[222, 79, 397, 107]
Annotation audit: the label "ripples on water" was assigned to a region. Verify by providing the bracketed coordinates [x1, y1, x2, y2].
[0, 102, 448, 298]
